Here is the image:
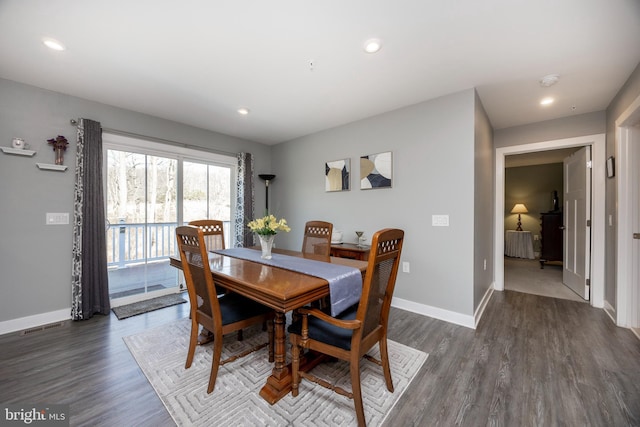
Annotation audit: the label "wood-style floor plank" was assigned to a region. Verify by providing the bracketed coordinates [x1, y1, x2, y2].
[1, 291, 639, 426]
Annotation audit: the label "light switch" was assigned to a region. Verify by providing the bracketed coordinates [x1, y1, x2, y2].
[402, 262, 410, 273]
[432, 215, 449, 227]
[46, 212, 69, 225]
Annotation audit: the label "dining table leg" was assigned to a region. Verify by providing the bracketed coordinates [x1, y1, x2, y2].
[259, 310, 292, 403]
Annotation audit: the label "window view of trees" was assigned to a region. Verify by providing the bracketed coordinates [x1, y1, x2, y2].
[183, 160, 231, 223]
[105, 149, 233, 265]
[106, 151, 177, 226]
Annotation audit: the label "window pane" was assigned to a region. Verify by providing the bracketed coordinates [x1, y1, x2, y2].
[208, 164, 231, 222]
[183, 161, 208, 223]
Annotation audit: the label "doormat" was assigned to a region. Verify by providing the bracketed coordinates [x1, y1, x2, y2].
[112, 294, 187, 320]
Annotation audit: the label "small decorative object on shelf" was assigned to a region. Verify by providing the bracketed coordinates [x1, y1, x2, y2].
[11, 137, 25, 149]
[47, 135, 68, 165]
[355, 231, 365, 247]
[247, 214, 291, 259]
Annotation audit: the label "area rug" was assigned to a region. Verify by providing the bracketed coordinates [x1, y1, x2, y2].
[112, 294, 187, 320]
[124, 319, 428, 426]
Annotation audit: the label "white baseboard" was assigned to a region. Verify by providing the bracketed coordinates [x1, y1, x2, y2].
[474, 284, 494, 328]
[391, 297, 476, 329]
[0, 308, 71, 336]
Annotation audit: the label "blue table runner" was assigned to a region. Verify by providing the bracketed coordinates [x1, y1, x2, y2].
[213, 248, 362, 316]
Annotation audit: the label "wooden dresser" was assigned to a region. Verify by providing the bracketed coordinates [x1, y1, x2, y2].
[539, 212, 563, 269]
[330, 243, 369, 261]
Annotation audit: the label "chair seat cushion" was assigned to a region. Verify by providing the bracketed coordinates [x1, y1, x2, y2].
[218, 292, 272, 325]
[287, 304, 358, 350]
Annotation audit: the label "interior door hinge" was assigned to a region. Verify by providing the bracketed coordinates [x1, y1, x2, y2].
[586, 278, 590, 287]
[587, 160, 593, 168]
[587, 219, 591, 227]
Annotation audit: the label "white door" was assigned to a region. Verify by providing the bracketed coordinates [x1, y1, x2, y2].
[563, 146, 591, 300]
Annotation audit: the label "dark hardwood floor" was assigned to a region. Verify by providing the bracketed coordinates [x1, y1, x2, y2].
[1, 290, 639, 426]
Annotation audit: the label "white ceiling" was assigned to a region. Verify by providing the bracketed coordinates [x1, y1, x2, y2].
[1, 0, 639, 145]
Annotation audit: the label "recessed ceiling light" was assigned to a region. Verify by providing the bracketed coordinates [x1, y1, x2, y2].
[43, 38, 65, 51]
[237, 108, 250, 116]
[363, 38, 382, 54]
[540, 97, 555, 106]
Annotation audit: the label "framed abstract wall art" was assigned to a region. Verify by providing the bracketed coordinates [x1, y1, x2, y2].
[325, 158, 350, 191]
[360, 151, 392, 189]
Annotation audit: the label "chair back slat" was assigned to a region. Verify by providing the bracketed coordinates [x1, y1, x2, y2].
[188, 219, 226, 251]
[302, 221, 333, 256]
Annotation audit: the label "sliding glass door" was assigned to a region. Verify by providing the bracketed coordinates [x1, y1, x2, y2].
[104, 134, 235, 302]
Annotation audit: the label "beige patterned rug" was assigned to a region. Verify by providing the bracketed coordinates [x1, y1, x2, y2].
[124, 319, 427, 426]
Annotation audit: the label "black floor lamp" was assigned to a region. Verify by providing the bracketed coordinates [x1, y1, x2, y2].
[258, 174, 276, 213]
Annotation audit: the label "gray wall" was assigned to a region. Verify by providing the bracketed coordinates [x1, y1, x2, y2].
[605, 62, 640, 308]
[0, 78, 270, 322]
[473, 91, 494, 311]
[271, 89, 478, 317]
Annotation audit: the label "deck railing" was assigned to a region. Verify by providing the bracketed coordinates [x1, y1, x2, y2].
[107, 220, 231, 268]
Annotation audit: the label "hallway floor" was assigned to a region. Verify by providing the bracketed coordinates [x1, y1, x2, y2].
[504, 256, 586, 303]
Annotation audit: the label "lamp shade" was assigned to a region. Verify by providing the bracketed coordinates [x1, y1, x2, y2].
[511, 203, 528, 214]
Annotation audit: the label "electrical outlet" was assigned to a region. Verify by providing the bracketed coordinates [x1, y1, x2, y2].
[402, 262, 410, 273]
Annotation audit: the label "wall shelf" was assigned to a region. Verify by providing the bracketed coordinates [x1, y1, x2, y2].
[36, 163, 68, 172]
[1, 146, 36, 157]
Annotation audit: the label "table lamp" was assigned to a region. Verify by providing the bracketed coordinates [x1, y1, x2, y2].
[511, 203, 528, 231]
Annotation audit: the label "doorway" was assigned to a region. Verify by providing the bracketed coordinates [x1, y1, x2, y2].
[494, 134, 606, 309]
[503, 152, 586, 302]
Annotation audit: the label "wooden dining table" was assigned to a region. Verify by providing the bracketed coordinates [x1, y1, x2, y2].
[169, 247, 367, 404]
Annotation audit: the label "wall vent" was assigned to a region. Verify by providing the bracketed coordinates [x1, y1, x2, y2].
[19, 321, 67, 336]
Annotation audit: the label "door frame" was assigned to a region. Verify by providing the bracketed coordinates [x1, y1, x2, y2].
[494, 134, 606, 308]
[615, 93, 640, 329]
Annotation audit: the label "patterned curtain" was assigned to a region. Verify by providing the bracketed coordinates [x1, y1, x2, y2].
[234, 152, 255, 247]
[71, 119, 110, 320]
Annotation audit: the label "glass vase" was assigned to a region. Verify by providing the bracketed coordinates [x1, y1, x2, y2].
[54, 146, 65, 165]
[258, 234, 275, 259]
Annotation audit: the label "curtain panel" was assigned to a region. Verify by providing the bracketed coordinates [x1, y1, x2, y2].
[234, 152, 255, 247]
[71, 118, 110, 320]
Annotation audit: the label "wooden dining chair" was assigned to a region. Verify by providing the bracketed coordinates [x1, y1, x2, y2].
[188, 219, 225, 251]
[302, 220, 333, 257]
[175, 225, 275, 394]
[188, 219, 235, 342]
[288, 228, 404, 427]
